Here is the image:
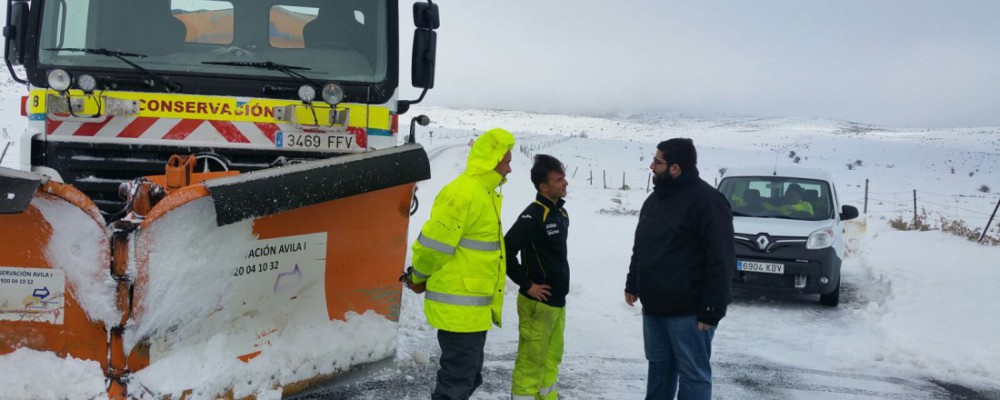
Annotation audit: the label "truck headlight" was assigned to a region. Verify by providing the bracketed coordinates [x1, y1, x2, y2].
[322, 83, 344, 105]
[298, 85, 316, 103]
[77, 74, 97, 93]
[806, 228, 835, 250]
[48, 69, 71, 92]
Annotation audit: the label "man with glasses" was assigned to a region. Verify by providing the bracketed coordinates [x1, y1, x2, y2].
[625, 138, 735, 400]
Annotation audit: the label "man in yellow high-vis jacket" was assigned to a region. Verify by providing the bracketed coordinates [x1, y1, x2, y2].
[404, 127, 515, 400]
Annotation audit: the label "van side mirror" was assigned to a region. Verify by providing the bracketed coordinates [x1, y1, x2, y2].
[840, 205, 859, 221]
[4, 1, 29, 66]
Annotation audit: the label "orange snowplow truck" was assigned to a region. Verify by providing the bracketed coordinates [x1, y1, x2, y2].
[2, 0, 438, 398]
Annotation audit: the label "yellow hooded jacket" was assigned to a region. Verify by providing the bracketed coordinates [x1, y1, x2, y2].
[410, 128, 516, 332]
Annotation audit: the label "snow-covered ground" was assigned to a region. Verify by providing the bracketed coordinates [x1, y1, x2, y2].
[3, 99, 1000, 400]
[292, 110, 999, 400]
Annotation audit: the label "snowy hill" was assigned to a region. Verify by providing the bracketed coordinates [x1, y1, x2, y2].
[411, 106, 999, 229]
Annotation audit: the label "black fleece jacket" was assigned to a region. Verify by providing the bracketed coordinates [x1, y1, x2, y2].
[625, 168, 735, 325]
[505, 194, 570, 308]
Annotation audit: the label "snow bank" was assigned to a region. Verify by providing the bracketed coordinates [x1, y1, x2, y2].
[861, 228, 1000, 385]
[0, 348, 106, 400]
[132, 311, 397, 399]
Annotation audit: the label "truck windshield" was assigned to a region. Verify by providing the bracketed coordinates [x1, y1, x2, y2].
[719, 176, 834, 221]
[37, 0, 388, 84]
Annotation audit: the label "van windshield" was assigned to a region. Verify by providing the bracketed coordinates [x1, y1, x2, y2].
[36, 0, 388, 84]
[718, 176, 834, 221]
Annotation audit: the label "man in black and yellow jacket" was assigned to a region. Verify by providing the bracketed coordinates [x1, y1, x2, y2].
[504, 154, 570, 400]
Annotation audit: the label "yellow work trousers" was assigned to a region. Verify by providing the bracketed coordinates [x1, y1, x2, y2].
[511, 294, 566, 400]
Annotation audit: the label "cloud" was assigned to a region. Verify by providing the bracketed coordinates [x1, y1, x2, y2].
[400, 0, 1000, 128]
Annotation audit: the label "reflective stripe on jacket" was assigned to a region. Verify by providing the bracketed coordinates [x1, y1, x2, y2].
[411, 128, 515, 332]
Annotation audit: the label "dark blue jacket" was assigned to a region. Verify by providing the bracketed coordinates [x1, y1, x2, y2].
[625, 168, 734, 325]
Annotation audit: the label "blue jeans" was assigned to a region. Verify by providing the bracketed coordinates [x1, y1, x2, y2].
[643, 314, 716, 400]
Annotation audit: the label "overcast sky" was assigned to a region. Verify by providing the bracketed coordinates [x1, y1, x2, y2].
[399, 1, 1000, 128]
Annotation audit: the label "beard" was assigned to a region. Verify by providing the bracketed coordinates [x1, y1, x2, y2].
[652, 169, 674, 186]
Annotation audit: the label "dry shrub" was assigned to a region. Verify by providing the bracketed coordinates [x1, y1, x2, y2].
[888, 210, 932, 231]
[889, 211, 999, 246]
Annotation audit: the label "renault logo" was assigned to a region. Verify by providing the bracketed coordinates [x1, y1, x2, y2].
[755, 235, 770, 250]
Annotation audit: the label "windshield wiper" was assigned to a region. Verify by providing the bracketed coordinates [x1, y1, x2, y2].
[45, 48, 182, 93]
[202, 61, 322, 88]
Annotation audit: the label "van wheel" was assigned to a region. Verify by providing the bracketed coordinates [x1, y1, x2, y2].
[820, 281, 840, 307]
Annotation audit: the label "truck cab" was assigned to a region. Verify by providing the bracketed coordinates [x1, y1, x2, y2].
[5, 0, 437, 218]
[718, 166, 860, 306]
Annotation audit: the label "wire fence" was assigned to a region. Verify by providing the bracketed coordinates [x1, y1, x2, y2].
[516, 137, 1000, 243]
[1, 128, 14, 167]
[842, 179, 1000, 243]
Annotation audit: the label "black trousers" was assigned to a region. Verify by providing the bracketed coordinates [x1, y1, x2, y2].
[432, 329, 488, 400]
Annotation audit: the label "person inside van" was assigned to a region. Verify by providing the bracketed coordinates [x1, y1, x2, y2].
[738, 189, 766, 214]
[780, 186, 814, 217]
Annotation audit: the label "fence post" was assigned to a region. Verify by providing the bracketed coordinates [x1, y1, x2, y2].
[622, 172, 626, 190]
[646, 173, 651, 193]
[979, 196, 1000, 244]
[864, 179, 869, 214]
[912, 190, 918, 227]
[572, 166, 578, 179]
[603, 170, 607, 189]
[589, 170, 593, 186]
[0, 141, 10, 166]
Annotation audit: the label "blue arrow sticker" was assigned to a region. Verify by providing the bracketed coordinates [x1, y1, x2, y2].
[33, 287, 50, 299]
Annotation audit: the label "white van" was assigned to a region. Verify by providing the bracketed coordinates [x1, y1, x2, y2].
[717, 166, 859, 306]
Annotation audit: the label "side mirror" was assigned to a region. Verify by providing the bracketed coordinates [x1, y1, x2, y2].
[840, 205, 859, 221]
[413, 2, 440, 30]
[4, 1, 29, 66]
[408, 114, 430, 144]
[400, 1, 439, 113]
[411, 29, 436, 89]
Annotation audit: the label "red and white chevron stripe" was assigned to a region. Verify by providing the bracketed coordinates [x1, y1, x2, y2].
[46, 117, 281, 145]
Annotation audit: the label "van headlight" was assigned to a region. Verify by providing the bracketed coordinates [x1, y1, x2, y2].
[806, 228, 835, 249]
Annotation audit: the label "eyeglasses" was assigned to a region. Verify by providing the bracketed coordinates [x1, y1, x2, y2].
[652, 159, 668, 166]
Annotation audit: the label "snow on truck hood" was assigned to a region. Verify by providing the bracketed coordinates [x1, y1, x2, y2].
[733, 216, 836, 237]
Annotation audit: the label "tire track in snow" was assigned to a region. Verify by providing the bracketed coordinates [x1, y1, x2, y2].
[289, 351, 984, 400]
[426, 143, 466, 161]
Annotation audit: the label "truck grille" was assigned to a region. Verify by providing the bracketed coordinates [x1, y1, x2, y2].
[32, 139, 331, 221]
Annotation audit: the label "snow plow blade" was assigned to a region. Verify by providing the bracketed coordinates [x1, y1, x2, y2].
[0, 179, 113, 395]
[206, 144, 431, 226]
[115, 144, 431, 398]
[0, 167, 43, 214]
[2, 144, 431, 398]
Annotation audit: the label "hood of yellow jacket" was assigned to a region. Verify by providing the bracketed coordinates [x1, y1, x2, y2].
[466, 128, 515, 189]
